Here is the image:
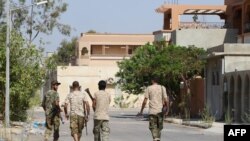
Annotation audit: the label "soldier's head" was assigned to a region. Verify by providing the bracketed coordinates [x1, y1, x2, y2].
[98, 80, 106, 90]
[51, 80, 61, 91]
[72, 81, 81, 91]
[151, 76, 159, 84]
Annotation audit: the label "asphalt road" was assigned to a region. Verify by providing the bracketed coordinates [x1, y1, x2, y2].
[27, 108, 223, 141]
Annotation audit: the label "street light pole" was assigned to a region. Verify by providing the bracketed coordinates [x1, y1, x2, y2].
[5, 0, 48, 127]
[5, 0, 10, 128]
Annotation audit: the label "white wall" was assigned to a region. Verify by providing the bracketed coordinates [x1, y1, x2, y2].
[173, 29, 238, 49]
[57, 66, 119, 106]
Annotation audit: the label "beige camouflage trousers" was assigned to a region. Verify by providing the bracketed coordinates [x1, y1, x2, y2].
[70, 114, 85, 138]
[93, 120, 110, 141]
[149, 113, 163, 141]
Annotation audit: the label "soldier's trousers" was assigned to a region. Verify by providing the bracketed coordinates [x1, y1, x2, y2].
[44, 116, 60, 141]
[149, 113, 163, 141]
[93, 119, 110, 141]
[70, 114, 85, 138]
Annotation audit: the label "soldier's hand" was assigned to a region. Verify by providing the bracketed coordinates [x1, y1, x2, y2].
[65, 114, 69, 120]
[85, 116, 89, 122]
[164, 110, 169, 118]
[136, 112, 143, 117]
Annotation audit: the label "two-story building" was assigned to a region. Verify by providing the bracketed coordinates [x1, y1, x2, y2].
[56, 33, 154, 106]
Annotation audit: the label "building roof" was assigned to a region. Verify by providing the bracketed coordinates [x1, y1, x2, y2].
[184, 9, 224, 14]
[156, 4, 227, 15]
[78, 33, 154, 44]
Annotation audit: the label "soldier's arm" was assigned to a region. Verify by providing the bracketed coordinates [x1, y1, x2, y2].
[163, 87, 170, 115]
[92, 99, 96, 112]
[92, 92, 97, 111]
[63, 94, 70, 120]
[54, 92, 60, 106]
[85, 101, 90, 116]
[41, 95, 46, 111]
[55, 100, 60, 107]
[82, 92, 90, 115]
[139, 98, 148, 115]
[138, 87, 149, 115]
[64, 103, 69, 120]
[54, 92, 62, 112]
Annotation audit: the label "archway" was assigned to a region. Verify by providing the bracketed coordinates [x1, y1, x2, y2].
[236, 75, 242, 122]
[229, 76, 235, 118]
[222, 77, 228, 120]
[244, 75, 250, 115]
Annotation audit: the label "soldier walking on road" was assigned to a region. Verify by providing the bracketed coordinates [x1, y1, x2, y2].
[64, 81, 90, 141]
[92, 80, 111, 141]
[138, 77, 169, 141]
[42, 80, 62, 141]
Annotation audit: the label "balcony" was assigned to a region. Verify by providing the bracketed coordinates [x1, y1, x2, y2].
[179, 22, 225, 29]
[90, 54, 131, 60]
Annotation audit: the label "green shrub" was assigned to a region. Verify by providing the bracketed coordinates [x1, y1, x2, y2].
[225, 110, 233, 124]
[200, 106, 215, 124]
[29, 90, 41, 108]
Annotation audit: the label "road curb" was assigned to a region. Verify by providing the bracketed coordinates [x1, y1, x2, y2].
[182, 121, 212, 129]
[165, 118, 183, 124]
[164, 118, 214, 129]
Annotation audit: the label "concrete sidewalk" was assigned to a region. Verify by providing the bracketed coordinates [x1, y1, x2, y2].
[0, 107, 44, 141]
[165, 117, 224, 134]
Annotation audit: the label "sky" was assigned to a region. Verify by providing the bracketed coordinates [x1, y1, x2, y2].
[37, 0, 224, 53]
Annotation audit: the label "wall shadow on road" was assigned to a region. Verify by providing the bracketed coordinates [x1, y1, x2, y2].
[110, 114, 149, 121]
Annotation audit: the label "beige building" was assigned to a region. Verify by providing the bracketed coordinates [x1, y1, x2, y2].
[53, 0, 250, 122]
[56, 33, 154, 105]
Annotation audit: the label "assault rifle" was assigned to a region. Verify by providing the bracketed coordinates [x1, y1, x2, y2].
[51, 105, 64, 124]
[83, 101, 88, 135]
[85, 88, 94, 101]
[83, 88, 93, 135]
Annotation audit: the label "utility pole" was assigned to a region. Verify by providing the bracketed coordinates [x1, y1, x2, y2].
[5, 0, 10, 127]
[5, 0, 48, 127]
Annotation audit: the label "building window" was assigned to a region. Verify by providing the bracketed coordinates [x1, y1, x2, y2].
[128, 45, 139, 55]
[212, 72, 216, 85]
[216, 71, 220, 85]
[128, 48, 133, 54]
[81, 47, 88, 56]
[91, 45, 102, 55]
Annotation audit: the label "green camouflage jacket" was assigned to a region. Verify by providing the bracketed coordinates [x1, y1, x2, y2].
[42, 90, 59, 117]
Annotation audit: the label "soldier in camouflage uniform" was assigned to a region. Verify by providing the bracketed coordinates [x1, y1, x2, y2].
[92, 80, 111, 141]
[42, 80, 61, 141]
[64, 81, 90, 141]
[138, 77, 169, 141]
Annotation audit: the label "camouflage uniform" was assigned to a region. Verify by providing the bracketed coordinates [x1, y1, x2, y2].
[93, 90, 111, 141]
[42, 90, 60, 141]
[145, 84, 168, 141]
[64, 91, 88, 138]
